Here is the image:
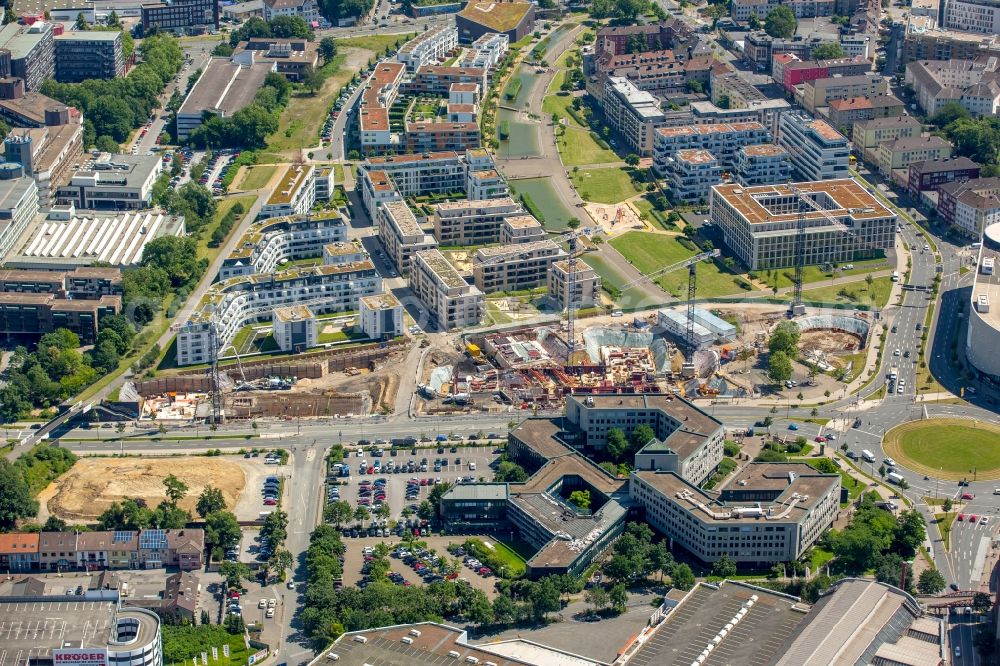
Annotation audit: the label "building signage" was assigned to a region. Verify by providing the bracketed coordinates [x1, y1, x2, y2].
[53, 650, 108, 666]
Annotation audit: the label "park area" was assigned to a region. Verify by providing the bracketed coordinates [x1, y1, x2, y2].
[609, 231, 755, 298]
[799, 276, 893, 309]
[570, 167, 642, 204]
[234, 165, 279, 191]
[508, 177, 577, 230]
[882, 419, 1000, 480]
[163, 625, 250, 666]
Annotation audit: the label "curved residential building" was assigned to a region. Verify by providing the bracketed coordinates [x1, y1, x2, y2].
[219, 211, 349, 281]
[967, 222, 1000, 378]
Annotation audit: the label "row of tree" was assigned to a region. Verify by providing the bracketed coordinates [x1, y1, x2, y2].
[929, 103, 1000, 177]
[0, 445, 78, 530]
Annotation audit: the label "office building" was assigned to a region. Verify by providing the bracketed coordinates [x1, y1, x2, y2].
[176, 262, 381, 365]
[0, 176, 37, 260]
[772, 53, 870, 93]
[176, 56, 275, 140]
[907, 156, 981, 197]
[943, 0, 1000, 34]
[141, 0, 218, 34]
[796, 73, 887, 113]
[55, 153, 162, 211]
[602, 76, 666, 156]
[272, 304, 316, 352]
[710, 179, 897, 270]
[471, 239, 564, 292]
[663, 148, 721, 203]
[54, 30, 123, 82]
[906, 57, 1000, 116]
[0, 21, 54, 91]
[733, 143, 791, 186]
[431, 197, 522, 245]
[455, 0, 535, 44]
[653, 121, 770, 176]
[547, 259, 601, 311]
[0, 292, 119, 343]
[260, 164, 315, 219]
[220, 211, 347, 280]
[777, 112, 850, 181]
[3, 122, 83, 208]
[631, 462, 839, 564]
[232, 38, 319, 82]
[411, 248, 483, 330]
[939, 177, 1000, 236]
[0, 89, 78, 129]
[0, 267, 122, 298]
[359, 293, 404, 340]
[378, 200, 438, 274]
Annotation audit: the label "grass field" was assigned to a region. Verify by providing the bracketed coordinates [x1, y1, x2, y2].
[581, 253, 628, 291]
[547, 69, 566, 94]
[610, 231, 756, 298]
[163, 625, 249, 666]
[236, 165, 278, 191]
[268, 52, 348, 152]
[883, 419, 1000, 480]
[196, 195, 257, 263]
[543, 93, 584, 127]
[557, 127, 618, 166]
[632, 195, 674, 230]
[799, 276, 893, 309]
[336, 33, 415, 53]
[508, 177, 576, 230]
[760, 258, 890, 290]
[571, 167, 643, 204]
[938, 511, 957, 550]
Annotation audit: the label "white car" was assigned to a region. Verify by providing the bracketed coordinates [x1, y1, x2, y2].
[258, 599, 267, 609]
[266, 608, 275, 619]
[268, 598, 277, 608]
[981, 516, 990, 525]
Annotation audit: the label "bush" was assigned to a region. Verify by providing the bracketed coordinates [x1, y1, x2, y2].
[518, 192, 545, 223]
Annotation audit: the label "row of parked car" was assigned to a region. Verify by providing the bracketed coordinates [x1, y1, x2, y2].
[357, 477, 387, 510]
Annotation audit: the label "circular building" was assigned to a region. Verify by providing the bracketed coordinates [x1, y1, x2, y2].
[967, 227, 1000, 379]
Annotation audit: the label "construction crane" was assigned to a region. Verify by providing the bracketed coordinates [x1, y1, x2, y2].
[787, 184, 848, 316]
[620, 249, 720, 375]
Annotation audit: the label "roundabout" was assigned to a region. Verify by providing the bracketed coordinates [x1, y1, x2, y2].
[882, 418, 1000, 481]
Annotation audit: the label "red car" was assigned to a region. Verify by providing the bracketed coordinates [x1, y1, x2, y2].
[814, 436, 826, 443]
[970, 515, 978, 522]
[962, 492, 975, 500]
[958, 513, 965, 521]
[264, 498, 277, 506]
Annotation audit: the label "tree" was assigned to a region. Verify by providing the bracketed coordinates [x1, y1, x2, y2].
[928, 101, 971, 128]
[162, 473, 188, 506]
[811, 42, 845, 59]
[625, 153, 640, 167]
[625, 33, 647, 54]
[42, 516, 68, 531]
[319, 36, 337, 62]
[585, 585, 610, 611]
[768, 321, 801, 357]
[942, 497, 954, 513]
[609, 583, 628, 613]
[492, 593, 517, 624]
[324, 500, 353, 527]
[606, 428, 628, 461]
[196, 486, 226, 518]
[748, 12, 762, 28]
[603, 554, 636, 582]
[269, 548, 294, 577]
[629, 424, 655, 456]
[567, 217, 581, 230]
[671, 563, 695, 590]
[205, 511, 241, 551]
[219, 561, 251, 589]
[878, 464, 886, 479]
[768, 351, 793, 383]
[649, 541, 674, 582]
[972, 591, 992, 612]
[94, 135, 119, 153]
[353, 505, 370, 523]
[917, 568, 946, 595]
[467, 589, 494, 626]
[417, 500, 434, 521]
[0, 459, 38, 530]
[75, 12, 89, 30]
[495, 461, 529, 482]
[568, 490, 591, 510]
[2, 8, 16, 24]
[765, 6, 797, 38]
[303, 65, 324, 95]
[527, 577, 561, 622]
[712, 554, 737, 578]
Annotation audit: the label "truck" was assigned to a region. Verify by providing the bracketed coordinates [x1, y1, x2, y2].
[862, 449, 876, 463]
[887, 472, 905, 485]
[888, 367, 898, 381]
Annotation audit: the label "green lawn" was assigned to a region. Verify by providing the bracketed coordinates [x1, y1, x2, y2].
[197, 195, 257, 263]
[466, 537, 526, 577]
[632, 195, 675, 230]
[542, 92, 582, 126]
[547, 70, 566, 94]
[884, 419, 1000, 480]
[938, 511, 958, 550]
[317, 327, 366, 344]
[163, 626, 250, 666]
[557, 127, 619, 166]
[571, 167, 643, 204]
[799, 276, 893, 309]
[759, 257, 890, 290]
[581, 253, 628, 291]
[336, 33, 415, 53]
[610, 231, 756, 298]
[808, 547, 835, 570]
[236, 165, 278, 190]
[508, 177, 577, 230]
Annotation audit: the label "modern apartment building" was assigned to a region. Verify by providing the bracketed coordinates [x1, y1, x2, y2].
[500, 214, 546, 244]
[652, 122, 771, 176]
[877, 135, 953, 177]
[358, 61, 405, 152]
[407, 65, 487, 96]
[176, 262, 381, 365]
[259, 165, 316, 219]
[594, 19, 693, 56]
[458, 33, 509, 70]
[356, 168, 402, 218]
[731, 0, 834, 20]
[631, 463, 840, 564]
[54, 30, 124, 82]
[471, 239, 564, 292]
[378, 200, 438, 274]
[710, 179, 897, 269]
[547, 259, 601, 311]
[663, 148, 721, 203]
[272, 304, 316, 352]
[360, 292, 404, 340]
[711, 71, 767, 109]
[776, 112, 850, 181]
[431, 197, 522, 245]
[411, 248, 484, 330]
[589, 50, 689, 101]
[943, 0, 1000, 34]
[398, 25, 460, 71]
[219, 212, 348, 280]
[0, 176, 38, 259]
[141, 0, 219, 34]
[732, 143, 792, 187]
[602, 76, 666, 156]
[938, 177, 1000, 236]
[901, 22, 1000, 64]
[262, 0, 320, 24]
[55, 153, 162, 211]
[404, 120, 481, 152]
[907, 156, 981, 197]
[772, 53, 870, 93]
[0, 21, 54, 92]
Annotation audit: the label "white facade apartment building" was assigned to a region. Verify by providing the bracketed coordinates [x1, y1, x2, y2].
[840, 34, 873, 59]
[459, 33, 509, 70]
[378, 200, 438, 274]
[630, 463, 841, 564]
[653, 122, 771, 176]
[357, 169, 403, 219]
[359, 292, 404, 340]
[944, 0, 1000, 34]
[709, 179, 897, 270]
[663, 148, 721, 203]
[219, 212, 347, 281]
[322, 241, 368, 266]
[500, 214, 546, 244]
[431, 197, 523, 245]
[472, 239, 565, 292]
[603, 76, 666, 157]
[467, 167, 509, 200]
[262, 0, 320, 22]
[397, 25, 459, 72]
[564, 393, 725, 484]
[176, 262, 382, 366]
[271, 304, 317, 352]
[733, 143, 792, 187]
[547, 259, 601, 311]
[411, 248, 484, 330]
[731, 0, 834, 20]
[776, 112, 850, 181]
[259, 165, 316, 219]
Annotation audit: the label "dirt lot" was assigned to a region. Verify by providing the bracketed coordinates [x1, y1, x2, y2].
[800, 329, 862, 354]
[38, 457, 249, 523]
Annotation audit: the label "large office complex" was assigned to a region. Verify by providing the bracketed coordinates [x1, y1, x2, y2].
[0, 21, 54, 91]
[141, 0, 219, 33]
[55, 154, 162, 211]
[176, 57, 275, 140]
[0, 175, 38, 259]
[777, 112, 850, 181]
[3, 122, 84, 208]
[710, 179, 897, 270]
[54, 30, 124, 82]
[411, 248, 484, 330]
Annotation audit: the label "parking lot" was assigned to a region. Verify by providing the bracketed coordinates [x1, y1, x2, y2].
[328, 445, 500, 522]
[233, 452, 287, 522]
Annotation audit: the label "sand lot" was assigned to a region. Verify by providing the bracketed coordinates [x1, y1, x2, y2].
[38, 457, 247, 523]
